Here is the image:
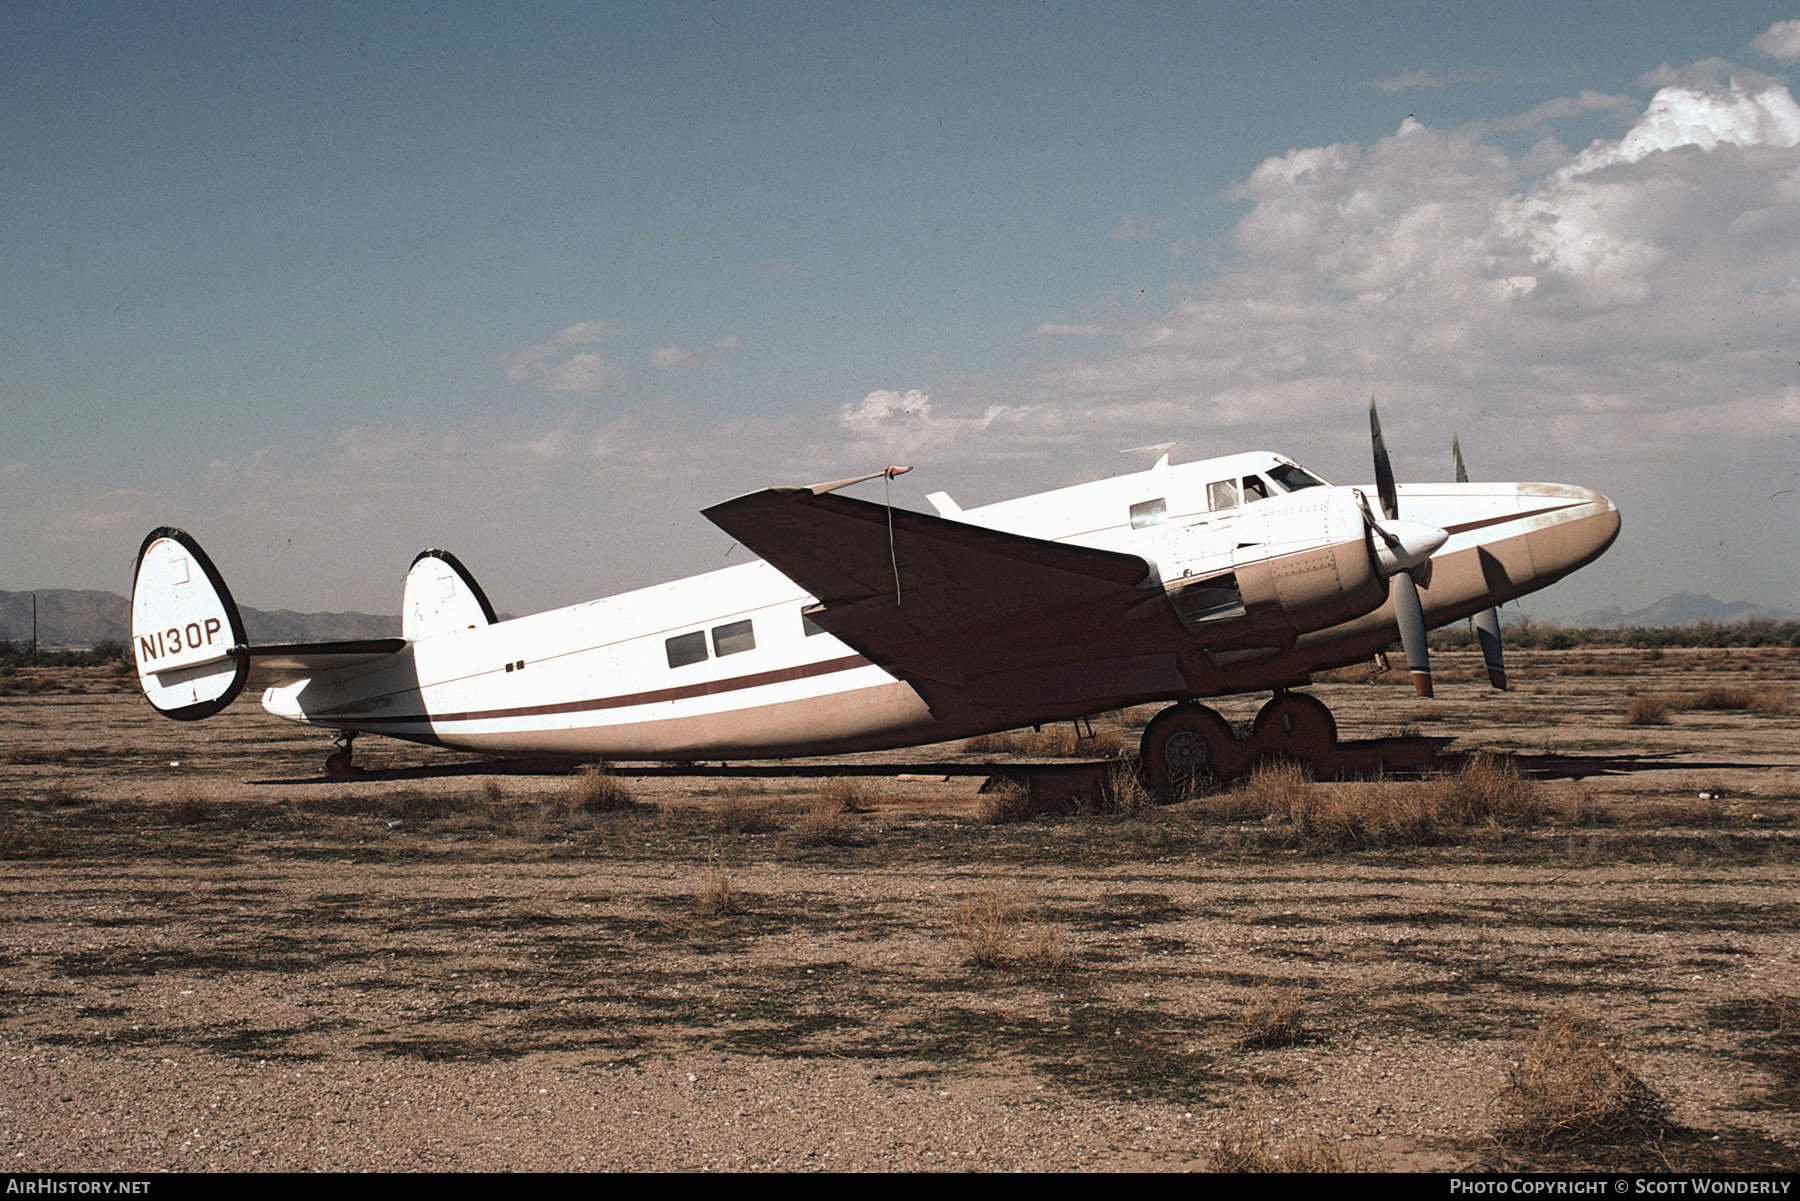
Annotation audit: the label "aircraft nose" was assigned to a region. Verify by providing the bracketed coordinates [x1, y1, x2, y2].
[1519, 483, 1620, 582]
[1374, 519, 1450, 576]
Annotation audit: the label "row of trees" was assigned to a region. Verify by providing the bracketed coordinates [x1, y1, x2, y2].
[1431, 618, 1800, 651]
[0, 639, 131, 668]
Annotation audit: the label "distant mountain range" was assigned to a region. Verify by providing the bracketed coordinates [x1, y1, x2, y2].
[0, 589, 399, 648]
[3, 586, 1792, 649]
[1571, 592, 1797, 629]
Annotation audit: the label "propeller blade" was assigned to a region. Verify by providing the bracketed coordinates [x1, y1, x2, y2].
[1391, 571, 1433, 697]
[1453, 432, 1507, 689]
[1369, 398, 1400, 521]
[1472, 606, 1508, 690]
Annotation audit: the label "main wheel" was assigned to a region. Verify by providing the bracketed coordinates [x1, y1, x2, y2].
[1250, 692, 1338, 772]
[325, 750, 357, 779]
[1140, 704, 1247, 797]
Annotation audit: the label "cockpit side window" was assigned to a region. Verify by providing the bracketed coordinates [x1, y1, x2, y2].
[1206, 479, 1239, 510]
[1242, 476, 1269, 503]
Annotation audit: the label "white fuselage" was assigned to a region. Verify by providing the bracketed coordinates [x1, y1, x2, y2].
[260, 451, 1619, 758]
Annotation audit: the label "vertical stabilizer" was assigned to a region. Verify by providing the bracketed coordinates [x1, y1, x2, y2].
[402, 549, 498, 640]
[131, 528, 249, 720]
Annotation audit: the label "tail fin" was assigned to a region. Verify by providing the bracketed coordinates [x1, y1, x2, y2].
[402, 549, 498, 640]
[131, 528, 249, 720]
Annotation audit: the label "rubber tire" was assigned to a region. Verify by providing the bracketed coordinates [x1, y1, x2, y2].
[1250, 692, 1338, 773]
[325, 750, 357, 779]
[1140, 704, 1247, 797]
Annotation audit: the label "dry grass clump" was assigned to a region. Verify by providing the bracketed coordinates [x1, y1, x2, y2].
[1210, 1131, 1357, 1173]
[963, 726, 1126, 758]
[1191, 758, 1311, 822]
[1209, 1109, 1359, 1172]
[692, 853, 736, 917]
[1234, 983, 1304, 1048]
[1494, 1012, 1664, 1148]
[973, 780, 1035, 825]
[950, 885, 1069, 971]
[564, 764, 636, 813]
[1748, 685, 1793, 714]
[1437, 752, 1543, 825]
[1629, 685, 1792, 722]
[1290, 778, 1440, 848]
[789, 783, 860, 845]
[714, 783, 778, 833]
[1214, 754, 1544, 848]
[1101, 763, 1158, 814]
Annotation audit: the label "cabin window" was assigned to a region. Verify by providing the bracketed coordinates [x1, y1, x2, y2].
[712, 620, 756, 657]
[665, 631, 708, 668]
[801, 608, 826, 637]
[1207, 479, 1239, 510]
[1129, 498, 1166, 529]
[1242, 475, 1269, 503]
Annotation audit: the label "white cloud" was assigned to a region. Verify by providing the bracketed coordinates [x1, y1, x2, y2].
[502, 320, 626, 395]
[1109, 216, 1171, 242]
[1365, 69, 1502, 94]
[1481, 89, 1640, 133]
[1750, 19, 1800, 63]
[1032, 321, 1104, 337]
[651, 345, 695, 368]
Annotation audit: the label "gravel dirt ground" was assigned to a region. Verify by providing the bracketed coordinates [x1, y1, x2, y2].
[2, 646, 1797, 1172]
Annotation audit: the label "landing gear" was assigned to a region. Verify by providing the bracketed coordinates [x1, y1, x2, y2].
[1139, 691, 1342, 797]
[324, 730, 363, 779]
[1250, 690, 1338, 772]
[1140, 704, 1247, 797]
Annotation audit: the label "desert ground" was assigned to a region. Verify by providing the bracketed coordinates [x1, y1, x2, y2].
[2, 646, 1797, 1172]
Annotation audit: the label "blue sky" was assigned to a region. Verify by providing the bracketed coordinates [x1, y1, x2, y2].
[5, 2, 1799, 620]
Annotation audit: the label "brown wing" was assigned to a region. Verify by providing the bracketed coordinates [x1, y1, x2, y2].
[702, 487, 1192, 716]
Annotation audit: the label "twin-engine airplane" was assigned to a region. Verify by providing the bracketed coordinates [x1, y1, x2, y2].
[130, 406, 1618, 790]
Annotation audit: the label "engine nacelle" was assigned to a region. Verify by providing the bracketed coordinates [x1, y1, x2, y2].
[1162, 487, 1386, 638]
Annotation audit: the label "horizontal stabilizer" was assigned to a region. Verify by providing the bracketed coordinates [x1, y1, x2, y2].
[132, 528, 411, 720]
[245, 639, 408, 689]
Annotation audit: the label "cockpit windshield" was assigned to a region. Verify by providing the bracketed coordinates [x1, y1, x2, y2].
[1267, 463, 1327, 493]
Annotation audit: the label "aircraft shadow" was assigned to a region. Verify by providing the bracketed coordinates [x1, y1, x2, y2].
[253, 739, 1776, 787]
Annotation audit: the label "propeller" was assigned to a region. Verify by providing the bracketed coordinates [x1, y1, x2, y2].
[1369, 400, 1441, 698]
[1453, 435, 1508, 690]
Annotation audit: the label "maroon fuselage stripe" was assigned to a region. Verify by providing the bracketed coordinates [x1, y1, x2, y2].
[1441, 501, 1582, 536]
[324, 652, 876, 727]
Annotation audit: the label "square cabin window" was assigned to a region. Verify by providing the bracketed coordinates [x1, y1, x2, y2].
[1129, 498, 1166, 529]
[1207, 479, 1240, 510]
[665, 631, 708, 669]
[712, 619, 756, 657]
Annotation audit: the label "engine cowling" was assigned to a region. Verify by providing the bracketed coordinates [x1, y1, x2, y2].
[1161, 487, 1386, 638]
